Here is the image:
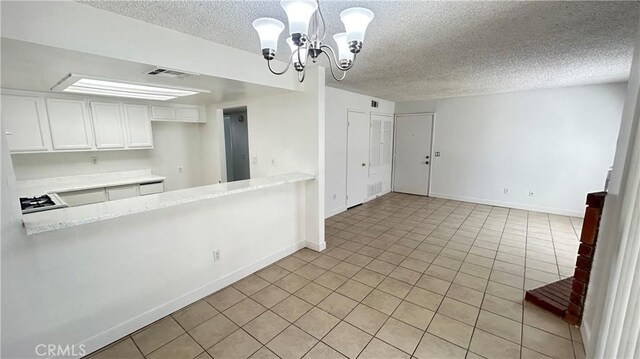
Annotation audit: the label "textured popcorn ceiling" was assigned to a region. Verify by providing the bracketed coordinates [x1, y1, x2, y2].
[81, 1, 639, 101]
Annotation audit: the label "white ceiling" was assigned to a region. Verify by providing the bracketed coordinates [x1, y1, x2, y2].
[0, 39, 293, 105]
[80, 1, 639, 102]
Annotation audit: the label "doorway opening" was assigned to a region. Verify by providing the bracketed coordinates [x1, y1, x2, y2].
[223, 107, 250, 182]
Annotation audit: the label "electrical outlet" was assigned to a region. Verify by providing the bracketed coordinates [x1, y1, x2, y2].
[434, 152, 441, 157]
[213, 250, 221, 262]
[90, 157, 98, 165]
[177, 166, 184, 174]
[529, 190, 535, 197]
[504, 187, 510, 195]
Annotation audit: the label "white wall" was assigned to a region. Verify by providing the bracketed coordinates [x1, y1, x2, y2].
[582, 21, 640, 357]
[202, 67, 326, 250]
[325, 87, 395, 218]
[12, 122, 206, 191]
[396, 83, 627, 216]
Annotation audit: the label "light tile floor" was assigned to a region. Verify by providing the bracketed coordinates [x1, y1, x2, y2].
[87, 193, 587, 359]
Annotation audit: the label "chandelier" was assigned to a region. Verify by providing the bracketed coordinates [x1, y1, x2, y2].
[252, 0, 374, 82]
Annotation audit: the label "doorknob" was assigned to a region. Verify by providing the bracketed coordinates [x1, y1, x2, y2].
[426, 156, 430, 159]
[362, 163, 366, 167]
[425, 161, 429, 165]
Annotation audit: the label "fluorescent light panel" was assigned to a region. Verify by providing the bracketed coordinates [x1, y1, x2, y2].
[59, 77, 204, 101]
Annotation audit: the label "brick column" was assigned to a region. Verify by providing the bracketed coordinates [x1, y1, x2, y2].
[565, 191, 606, 325]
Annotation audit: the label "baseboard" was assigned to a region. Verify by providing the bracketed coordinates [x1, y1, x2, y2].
[364, 189, 391, 203]
[581, 321, 592, 356]
[429, 192, 584, 217]
[325, 205, 347, 218]
[306, 240, 326, 252]
[80, 241, 306, 357]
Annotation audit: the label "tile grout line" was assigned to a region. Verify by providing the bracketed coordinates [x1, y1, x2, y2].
[463, 205, 510, 359]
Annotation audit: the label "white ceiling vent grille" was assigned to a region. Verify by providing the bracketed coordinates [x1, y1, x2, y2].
[145, 67, 198, 79]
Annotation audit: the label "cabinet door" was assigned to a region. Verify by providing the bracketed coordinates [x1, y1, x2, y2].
[90, 101, 125, 149]
[150, 106, 176, 120]
[1, 95, 52, 152]
[176, 106, 200, 122]
[46, 98, 93, 150]
[123, 104, 153, 148]
[58, 188, 107, 207]
[106, 185, 139, 201]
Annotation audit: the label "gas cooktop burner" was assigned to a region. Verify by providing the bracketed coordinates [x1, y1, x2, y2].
[20, 195, 57, 212]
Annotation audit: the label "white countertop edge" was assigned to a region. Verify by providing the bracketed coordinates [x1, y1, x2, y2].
[23, 173, 314, 235]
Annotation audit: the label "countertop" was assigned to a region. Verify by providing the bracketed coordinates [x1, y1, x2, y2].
[22, 172, 314, 235]
[17, 169, 166, 197]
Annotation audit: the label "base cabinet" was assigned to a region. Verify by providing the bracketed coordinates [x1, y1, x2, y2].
[57, 181, 164, 207]
[58, 188, 107, 207]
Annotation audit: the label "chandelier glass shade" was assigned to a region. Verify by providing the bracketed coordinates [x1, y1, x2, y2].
[252, 0, 374, 82]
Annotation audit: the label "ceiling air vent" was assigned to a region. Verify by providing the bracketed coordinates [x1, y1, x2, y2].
[145, 67, 198, 79]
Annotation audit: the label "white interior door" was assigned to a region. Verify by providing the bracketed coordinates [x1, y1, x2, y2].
[347, 110, 369, 207]
[393, 113, 433, 195]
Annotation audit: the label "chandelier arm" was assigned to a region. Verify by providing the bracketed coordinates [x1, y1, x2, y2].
[297, 44, 303, 66]
[320, 45, 357, 72]
[321, 50, 347, 81]
[267, 51, 295, 75]
[298, 68, 306, 82]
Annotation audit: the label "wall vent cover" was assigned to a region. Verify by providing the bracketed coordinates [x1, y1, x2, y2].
[145, 68, 198, 79]
[371, 100, 379, 108]
[368, 182, 383, 197]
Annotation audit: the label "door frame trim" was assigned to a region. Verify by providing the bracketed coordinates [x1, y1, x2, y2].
[345, 109, 368, 208]
[392, 112, 436, 196]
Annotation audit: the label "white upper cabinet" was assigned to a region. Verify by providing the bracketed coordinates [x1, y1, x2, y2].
[150, 105, 176, 120]
[0, 90, 203, 152]
[46, 98, 93, 150]
[90, 101, 126, 149]
[176, 106, 200, 122]
[123, 103, 153, 148]
[1, 94, 52, 152]
[150, 104, 205, 123]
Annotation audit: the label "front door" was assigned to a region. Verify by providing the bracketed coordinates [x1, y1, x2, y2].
[393, 113, 433, 195]
[346, 110, 369, 207]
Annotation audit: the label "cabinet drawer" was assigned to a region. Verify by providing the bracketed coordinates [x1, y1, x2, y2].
[139, 181, 164, 195]
[107, 185, 140, 201]
[58, 188, 106, 207]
